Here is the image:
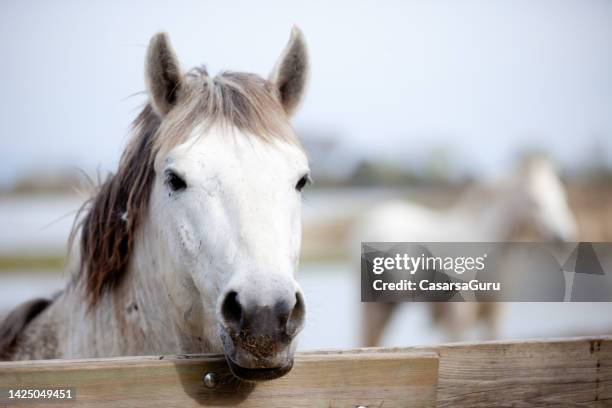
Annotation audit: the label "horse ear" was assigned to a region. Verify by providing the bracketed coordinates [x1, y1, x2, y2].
[145, 32, 183, 116]
[270, 26, 309, 117]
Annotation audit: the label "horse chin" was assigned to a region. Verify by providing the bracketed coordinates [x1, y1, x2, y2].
[225, 356, 294, 382]
[219, 330, 295, 382]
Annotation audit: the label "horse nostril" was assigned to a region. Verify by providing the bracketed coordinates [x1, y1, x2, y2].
[221, 289, 305, 338]
[221, 291, 242, 330]
[286, 291, 305, 336]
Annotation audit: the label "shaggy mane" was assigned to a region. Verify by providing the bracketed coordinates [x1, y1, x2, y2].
[76, 69, 296, 306]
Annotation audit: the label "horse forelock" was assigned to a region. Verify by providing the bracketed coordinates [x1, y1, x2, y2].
[74, 69, 299, 307]
[152, 68, 299, 156]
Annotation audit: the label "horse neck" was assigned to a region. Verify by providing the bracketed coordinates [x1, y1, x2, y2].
[451, 182, 527, 241]
[34, 225, 217, 359]
[44, 253, 168, 357]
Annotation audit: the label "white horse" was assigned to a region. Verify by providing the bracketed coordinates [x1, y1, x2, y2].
[356, 156, 578, 346]
[0, 28, 310, 382]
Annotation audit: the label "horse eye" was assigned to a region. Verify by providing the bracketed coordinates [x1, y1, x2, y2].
[165, 170, 187, 192]
[295, 174, 311, 192]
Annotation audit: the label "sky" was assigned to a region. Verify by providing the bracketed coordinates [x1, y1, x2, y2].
[1, 0, 612, 185]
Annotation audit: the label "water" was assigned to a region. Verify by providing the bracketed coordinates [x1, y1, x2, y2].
[0, 272, 66, 312]
[0, 195, 83, 256]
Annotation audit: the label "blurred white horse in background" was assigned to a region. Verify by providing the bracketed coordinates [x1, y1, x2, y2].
[355, 155, 578, 346]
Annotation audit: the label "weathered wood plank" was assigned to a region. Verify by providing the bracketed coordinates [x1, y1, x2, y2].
[0, 352, 439, 408]
[432, 337, 611, 407]
[306, 336, 612, 407]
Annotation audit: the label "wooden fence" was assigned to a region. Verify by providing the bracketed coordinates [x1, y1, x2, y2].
[0, 336, 610, 407]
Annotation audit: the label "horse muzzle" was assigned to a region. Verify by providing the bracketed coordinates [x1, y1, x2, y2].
[217, 288, 305, 381]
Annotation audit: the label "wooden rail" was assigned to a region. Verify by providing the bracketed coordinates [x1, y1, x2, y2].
[0, 336, 610, 407]
[0, 352, 438, 407]
[312, 336, 612, 407]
